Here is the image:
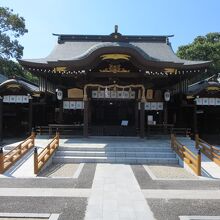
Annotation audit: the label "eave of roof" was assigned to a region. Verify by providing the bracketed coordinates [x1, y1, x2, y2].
[0, 78, 40, 94]
[188, 75, 220, 95]
[19, 32, 211, 70]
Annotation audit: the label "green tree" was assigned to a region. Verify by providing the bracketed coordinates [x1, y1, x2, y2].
[0, 7, 37, 83]
[0, 7, 27, 59]
[177, 32, 220, 75]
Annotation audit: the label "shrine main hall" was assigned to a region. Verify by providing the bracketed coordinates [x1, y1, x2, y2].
[1, 26, 214, 138]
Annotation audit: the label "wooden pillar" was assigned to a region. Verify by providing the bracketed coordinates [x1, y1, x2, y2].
[0, 97, 3, 142]
[0, 147, 3, 174]
[83, 100, 89, 137]
[58, 101, 63, 124]
[140, 102, 145, 138]
[135, 101, 139, 135]
[28, 97, 33, 134]
[193, 104, 198, 134]
[34, 147, 38, 174]
[164, 101, 168, 124]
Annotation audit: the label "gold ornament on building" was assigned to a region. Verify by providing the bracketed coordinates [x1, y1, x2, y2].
[99, 64, 130, 73]
[100, 54, 131, 60]
[52, 67, 67, 73]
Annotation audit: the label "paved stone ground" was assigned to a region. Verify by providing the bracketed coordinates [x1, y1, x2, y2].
[131, 165, 220, 190]
[0, 218, 46, 220]
[38, 163, 80, 177]
[0, 163, 96, 188]
[0, 164, 220, 219]
[2, 136, 220, 220]
[145, 164, 198, 179]
[0, 197, 87, 220]
[85, 164, 155, 220]
[147, 199, 220, 220]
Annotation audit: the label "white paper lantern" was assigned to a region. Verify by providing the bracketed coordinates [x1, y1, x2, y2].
[164, 91, 170, 102]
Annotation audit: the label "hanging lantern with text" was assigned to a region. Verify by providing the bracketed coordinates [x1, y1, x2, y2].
[164, 91, 170, 102]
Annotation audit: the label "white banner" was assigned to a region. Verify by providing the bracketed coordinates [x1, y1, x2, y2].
[145, 102, 151, 110]
[117, 91, 123, 99]
[196, 97, 220, 106]
[216, 98, 220, 105]
[92, 91, 98, 98]
[123, 91, 129, 99]
[3, 96, 9, 103]
[157, 102, 164, 110]
[209, 98, 215, 105]
[130, 91, 135, 99]
[111, 91, 117, 98]
[144, 102, 164, 110]
[3, 95, 29, 103]
[63, 101, 84, 109]
[69, 101, 76, 109]
[150, 102, 157, 110]
[196, 98, 203, 105]
[63, 101, 70, 109]
[92, 90, 135, 99]
[22, 96, 29, 103]
[98, 91, 105, 98]
[16, 96, 23, 103]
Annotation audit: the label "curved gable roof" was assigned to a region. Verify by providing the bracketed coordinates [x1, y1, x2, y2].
[19, 32, 211, 69]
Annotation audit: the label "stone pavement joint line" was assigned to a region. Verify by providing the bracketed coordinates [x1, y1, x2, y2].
[85, 164, 155, 220]
[142, 189, 220, 199]
[0, 188, 91, 198]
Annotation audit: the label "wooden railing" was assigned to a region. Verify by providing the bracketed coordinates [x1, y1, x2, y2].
[34, 132, 59, 174]
[0, 132, 35, 174]
[171, 128, 191, 137]
[195, 134, 220, 166]
[171, 133, 201, 176]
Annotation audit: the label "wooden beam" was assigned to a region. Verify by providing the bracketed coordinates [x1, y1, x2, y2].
[58, 101, 63, 124]
[28, 97, 33, 134]
[83, 100, 89, 137]
[135, 101, 139, 135]
[193, 104, 198, 134]
[0, 97, 3, 142]
[140, 102, 145, 138]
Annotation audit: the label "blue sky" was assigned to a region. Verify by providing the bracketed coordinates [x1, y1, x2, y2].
[2, 0, 220, 59]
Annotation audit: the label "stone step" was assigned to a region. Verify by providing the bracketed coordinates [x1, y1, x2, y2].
[58, 146, 172, 152]
[55, 151, 176, 158]
[53, 156, 178, 164]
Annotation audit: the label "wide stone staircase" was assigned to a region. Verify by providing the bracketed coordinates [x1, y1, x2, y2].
[53, 137, 178, 164]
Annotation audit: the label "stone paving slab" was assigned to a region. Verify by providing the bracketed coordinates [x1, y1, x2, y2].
[38, 163, 80, 178]
[147, 199, 220, 220]
[131, 165, 220, 190]
[144, 164, 198, 180]
[180, 216, 220, 220]
[0, 188, 91, 197]
[0, 163, 96, 188]
[142, 189, 220, 199]
[0, 218, 46, 220]
[0, 212, 59, 219]
[85, 164, 155, 220]
[0, 197, 87, 220]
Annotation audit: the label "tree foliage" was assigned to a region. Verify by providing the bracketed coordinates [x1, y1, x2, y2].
[0, 7, 37, 83]
[177, 32, 220, 74]
[0, 7, 27, 59]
